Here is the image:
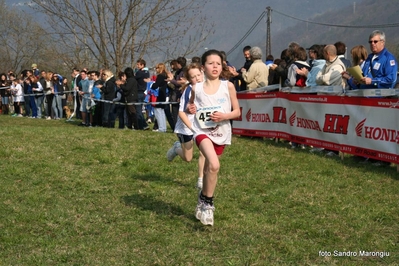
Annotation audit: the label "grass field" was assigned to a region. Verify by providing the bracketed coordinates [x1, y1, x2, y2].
[0, 115, 398, 265]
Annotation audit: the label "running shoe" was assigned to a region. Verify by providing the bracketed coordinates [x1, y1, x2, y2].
[166, 141, 180, 161]
[200, 203, 215, 226]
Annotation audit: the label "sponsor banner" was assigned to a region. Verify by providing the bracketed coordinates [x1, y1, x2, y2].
[234, 91, 399, 164]
[282, 93, 343, 104]
[343, 96, 399, 109]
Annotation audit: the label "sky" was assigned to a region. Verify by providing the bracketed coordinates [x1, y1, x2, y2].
[201, 0, 353, 67]
[5, 0, 354, 67]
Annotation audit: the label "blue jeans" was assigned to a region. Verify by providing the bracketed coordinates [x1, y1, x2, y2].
[102, 102, 115, 127]
[115, 105, 125, 129]
[136, 92, 148, 129]
[24, 96, 31, 116]
[52, 95, 62, 119]
[29, 96, 37, 117]
[154, 107, 166, 132]
[164, 104, 175, 131]
[35, 95, 44, 118]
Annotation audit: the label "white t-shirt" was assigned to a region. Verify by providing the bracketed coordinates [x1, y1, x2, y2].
[191, 80, 232, 145]
[11, 84, 24, 102]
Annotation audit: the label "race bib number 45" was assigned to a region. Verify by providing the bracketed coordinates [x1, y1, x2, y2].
[195, 105, 224, 128]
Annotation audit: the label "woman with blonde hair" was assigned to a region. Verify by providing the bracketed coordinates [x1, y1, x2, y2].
[44, 71, 54, 119]
[342, 45, 369, 89]
[101, 69, 116, 127]
[151, 63, 168, 132]
[350, 45, 368, 67]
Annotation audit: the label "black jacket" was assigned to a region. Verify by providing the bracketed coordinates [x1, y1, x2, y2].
[135, 69, 149, 92]
[102, 76, 116, 101]
[151, 73, 168, 108]
[121, 77, 138, 103]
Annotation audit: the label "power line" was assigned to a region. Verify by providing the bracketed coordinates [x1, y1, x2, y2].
[272, 8, 399, 29]
[226, 11, 266, 57]
[225, 7, 399, 57]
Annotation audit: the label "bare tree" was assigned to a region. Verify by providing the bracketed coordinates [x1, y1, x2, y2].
[30, 0, 214, 72]
[0, 0, 49, 74]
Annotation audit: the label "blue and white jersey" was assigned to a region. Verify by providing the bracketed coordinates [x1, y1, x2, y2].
[174, 86, 195, 136]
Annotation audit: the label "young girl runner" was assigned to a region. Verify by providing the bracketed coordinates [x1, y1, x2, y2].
[166, 63, 206, 190]
[188, 50, 240, 226]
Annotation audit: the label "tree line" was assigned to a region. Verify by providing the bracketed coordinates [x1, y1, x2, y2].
[0, 0, 213, 76]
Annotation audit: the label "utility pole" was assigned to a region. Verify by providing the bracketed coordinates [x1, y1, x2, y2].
[266, 6, 272, 56]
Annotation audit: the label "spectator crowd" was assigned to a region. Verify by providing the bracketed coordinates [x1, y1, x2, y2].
[0, 57, 191, 132]
[0, 30, 398, 151]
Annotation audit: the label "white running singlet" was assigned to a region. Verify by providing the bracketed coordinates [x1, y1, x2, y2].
[192, 80, 232, 145]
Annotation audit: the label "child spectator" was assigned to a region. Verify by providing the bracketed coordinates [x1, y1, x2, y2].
[10, 78, 24, 117]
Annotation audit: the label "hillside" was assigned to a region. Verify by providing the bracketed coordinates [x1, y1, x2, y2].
[269, 0, 399, 60]
[7, 0, 398, 67]
[202, 0, 353, 66]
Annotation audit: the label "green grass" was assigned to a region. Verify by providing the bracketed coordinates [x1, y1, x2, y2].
[0, 115, 398, 265]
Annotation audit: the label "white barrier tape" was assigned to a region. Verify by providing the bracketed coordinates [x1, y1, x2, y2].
[4, 90, 75, 97]
[2, 89, 178, 106]
[80, 95, 178, 106]
[65, 94, 177, 121]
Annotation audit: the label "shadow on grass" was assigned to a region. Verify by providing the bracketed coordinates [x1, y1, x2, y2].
[120, 193, 209, 231]
[122, 173, 209, 230]
[129, 172, 189, 188]
[342, 157, 399, 181]
[261, 138, 399, 181]
[121, 193, 185, 216]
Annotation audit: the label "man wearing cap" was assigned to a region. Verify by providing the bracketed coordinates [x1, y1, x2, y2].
[32, 64, 40, 78]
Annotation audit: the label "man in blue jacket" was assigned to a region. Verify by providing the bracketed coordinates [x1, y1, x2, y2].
[349, 30, 397, 89]
[134, 59, 150, 130]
